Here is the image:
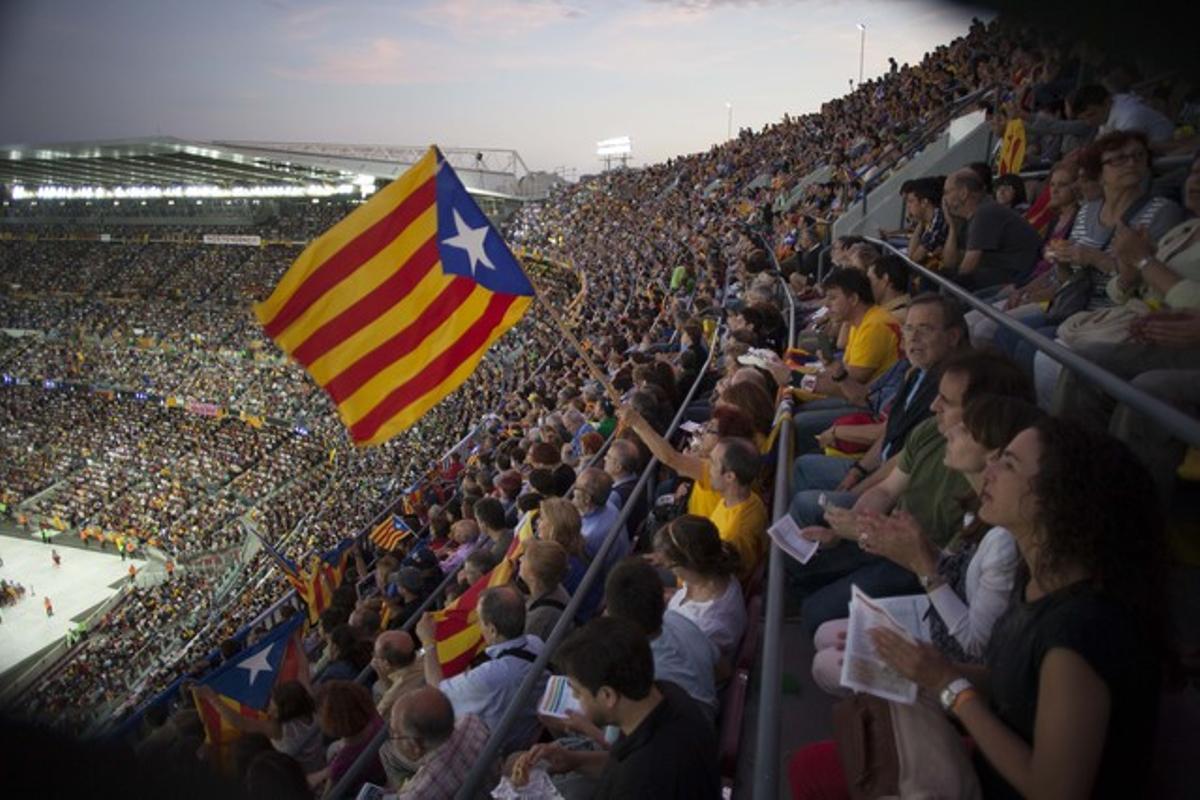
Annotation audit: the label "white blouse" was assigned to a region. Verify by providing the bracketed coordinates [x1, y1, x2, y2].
[926, 526, 1020, 658]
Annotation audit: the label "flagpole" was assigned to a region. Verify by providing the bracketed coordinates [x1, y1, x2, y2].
[526, 275, 623, 406]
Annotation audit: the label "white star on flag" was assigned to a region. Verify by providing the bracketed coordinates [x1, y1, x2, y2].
[237, 642, 275, 685]
[442, 208, 496, 276]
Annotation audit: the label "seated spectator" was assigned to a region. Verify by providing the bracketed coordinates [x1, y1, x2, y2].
[623, 412, 768, 584]
[605, 557, 718, 721]
[519, 539, 573, 643]
[460, 550, 498, 589]
[385, 567, 429, 628]
[192, 680, 326, 774]
[571, 467, 629, 566]
[994, 131, 1184, 375]
[654, 515, 746, 664]
[537, 496, 604, 621]
[603, 438, 647, 539]
[372, 630, 423, 718]
[439, 520, 483, 575]
[384, 686, 496, 799]
[310, 680, 387, 794]
[792, 351, 1032, 636]
[317, 624, 372, 684]
[510, 616, 720, 799]
[809, 394, 1041, 695]
[993, 173, 1028, 211]
[414, 585, 548, 756]
[866, 254, 911, 322]
[904, 176, 949, 268]
[941, 167, 1044, 291]
[808, 268, 901, 403]
[867, 419, 1165, 800]
[473, 497, 514, 562]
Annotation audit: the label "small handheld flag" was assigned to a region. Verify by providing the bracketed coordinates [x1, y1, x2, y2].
[255, 147, 534, 446]
[369, 514, 414, 552]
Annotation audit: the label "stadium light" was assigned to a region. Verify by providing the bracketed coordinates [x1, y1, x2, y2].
[857, 23, 866, 85]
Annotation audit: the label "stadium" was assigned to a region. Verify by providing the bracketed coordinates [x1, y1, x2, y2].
[1, 4, 1197, 799]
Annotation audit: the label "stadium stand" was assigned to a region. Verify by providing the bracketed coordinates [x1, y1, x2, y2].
[1, 12, 1197, 800]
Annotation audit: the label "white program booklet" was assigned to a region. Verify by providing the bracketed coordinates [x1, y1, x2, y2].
[538, 674, 583, 719]
[839, 585, 921, 705]
[766, 513, 820, 565]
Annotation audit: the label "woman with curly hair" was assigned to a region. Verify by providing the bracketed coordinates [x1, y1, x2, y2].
[654, 514, 746, 662]
[869, 417, 1164, 799]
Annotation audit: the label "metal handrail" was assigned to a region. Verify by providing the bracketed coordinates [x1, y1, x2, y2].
[752, 396, 793, 800]
[864, 236, 1200, 447]
[452, 325, 721, 799]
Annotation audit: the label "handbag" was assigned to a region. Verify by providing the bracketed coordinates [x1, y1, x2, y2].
[831, 694, 899, 799]
[1043, 271, 1092, 325]
[1045, 193, 1154, 325]
[832, 692, 982, 800]
[1056, 300, 1150, 348]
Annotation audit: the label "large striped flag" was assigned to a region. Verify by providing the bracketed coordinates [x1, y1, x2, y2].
[254, 147, 535, 446]
[370, 514, 414, 552]
[193, 615, 308, 771]
[431, 510, 538, 678]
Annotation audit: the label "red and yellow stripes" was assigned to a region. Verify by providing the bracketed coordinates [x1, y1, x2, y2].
[432, 511, 537, 677]
[254, 147, 530, 445]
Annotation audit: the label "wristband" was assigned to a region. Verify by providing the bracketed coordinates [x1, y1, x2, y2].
[951, 687, 979, 715]
[848, 463, 869, 477]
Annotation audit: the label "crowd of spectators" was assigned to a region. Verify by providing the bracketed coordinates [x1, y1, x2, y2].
[2, 14, 1196, 799]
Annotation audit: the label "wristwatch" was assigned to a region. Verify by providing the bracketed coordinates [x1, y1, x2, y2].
[939, 678, 974, 714]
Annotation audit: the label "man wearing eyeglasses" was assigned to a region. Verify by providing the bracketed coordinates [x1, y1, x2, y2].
[384, 686, 496, 799]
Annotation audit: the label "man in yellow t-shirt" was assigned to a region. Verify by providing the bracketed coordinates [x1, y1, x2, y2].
[705, 438, 768, 584]
[811, 268, 901, 404]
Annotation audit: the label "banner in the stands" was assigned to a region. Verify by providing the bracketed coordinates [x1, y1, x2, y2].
[202, 234, 262, 247]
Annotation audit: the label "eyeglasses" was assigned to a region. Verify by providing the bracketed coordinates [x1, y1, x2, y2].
[901, 323, 944, 338]
[1101, 150, 1146, 168]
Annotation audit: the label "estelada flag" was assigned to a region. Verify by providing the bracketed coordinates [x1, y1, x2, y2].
[254, 146, 535, 446]
[370, 514, 414, 552]
[997, 118, 1027, 176]
[193, 615, 308, 770]
[431, 510, 537, 678]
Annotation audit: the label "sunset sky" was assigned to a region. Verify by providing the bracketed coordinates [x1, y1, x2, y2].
[1, 0, 988, 176]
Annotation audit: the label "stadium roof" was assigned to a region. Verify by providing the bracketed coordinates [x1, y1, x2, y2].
[0, 137, 539, 198]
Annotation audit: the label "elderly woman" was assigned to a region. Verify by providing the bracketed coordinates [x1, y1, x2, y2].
[993, 131, 1184, 372]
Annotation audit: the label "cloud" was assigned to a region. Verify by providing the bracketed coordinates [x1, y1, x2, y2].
[272, 36, 467, 85]
[414, 0, 586, 40]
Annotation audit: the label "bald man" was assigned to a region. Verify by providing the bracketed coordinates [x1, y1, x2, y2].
[941, 167, 1042, 290]
[372, 630, 423, 717]
[384, 686, 497, 797]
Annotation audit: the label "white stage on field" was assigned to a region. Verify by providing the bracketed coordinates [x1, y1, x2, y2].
[0, 535, 131, 676]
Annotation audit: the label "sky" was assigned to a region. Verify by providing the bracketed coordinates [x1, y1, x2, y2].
[0, 0, 990, 177]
